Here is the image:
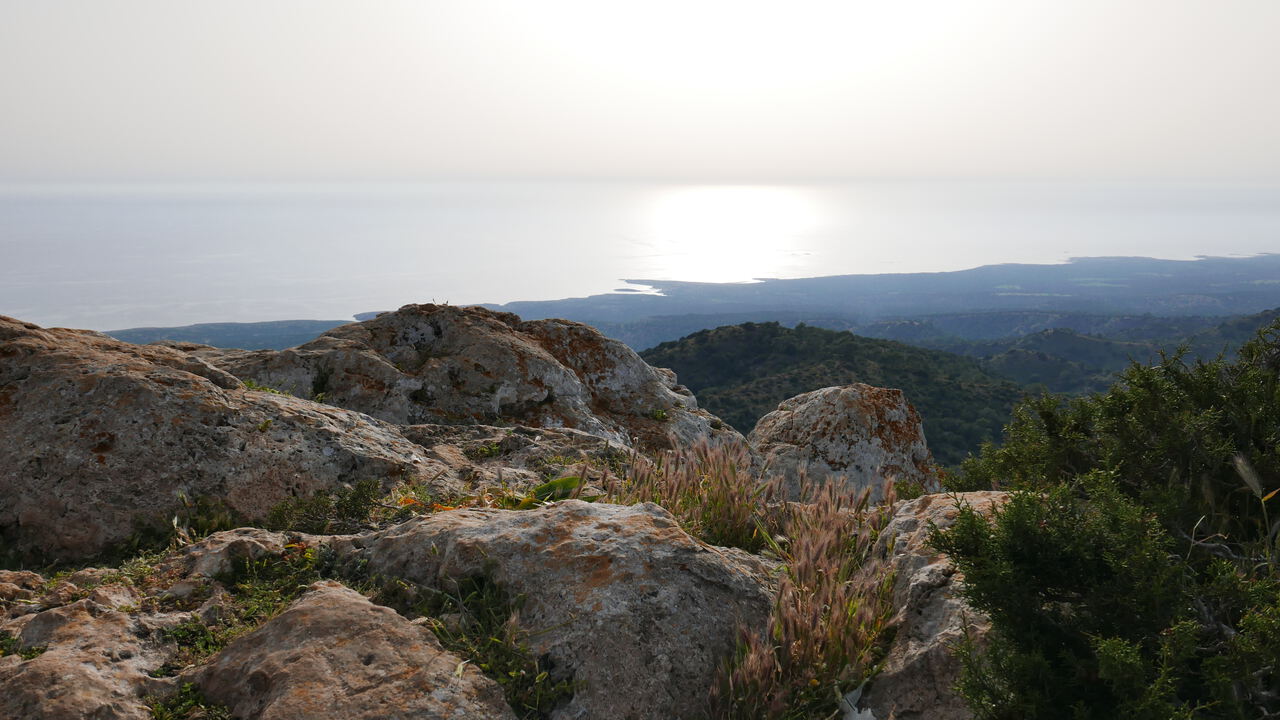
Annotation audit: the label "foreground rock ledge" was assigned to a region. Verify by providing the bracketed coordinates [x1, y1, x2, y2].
[0, 501, 779, 720]
[196, 581, 517, 720]
[330, 500, 776, 720]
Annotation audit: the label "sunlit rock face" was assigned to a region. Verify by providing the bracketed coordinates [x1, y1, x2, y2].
[0, 315, 452, 563]
[748, 383, 939, 500]
[189, 303, 739, 451]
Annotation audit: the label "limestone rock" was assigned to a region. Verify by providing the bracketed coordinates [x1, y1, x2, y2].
[191, 304, 736, 450]
[330, 500, 775, 720]
[749, 384, 938, 499]
[859, 492, 1008, 720]
[0, 592, 169, 720]
[0, 315, 454, 563]
[398, 422, 630, 489]
[194, 581, 516, 720]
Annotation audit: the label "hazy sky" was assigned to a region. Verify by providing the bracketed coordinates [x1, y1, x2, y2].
[3, 0, 1279, 182]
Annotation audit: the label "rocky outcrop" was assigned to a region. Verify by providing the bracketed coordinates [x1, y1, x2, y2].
[194, 581, 517, 720]
[0, 582, 169, 720]
[1, 501, 776, 720]
[397, 422, 629, 489]
[0, 316, 454, 563]
[187, 304, 735, 450]
[330, 500, 775, 720]
[749, 384, 938, 499]
[859, 491, 1007, 720]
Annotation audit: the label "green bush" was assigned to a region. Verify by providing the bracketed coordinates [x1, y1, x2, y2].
[936, 321, 1280, 718]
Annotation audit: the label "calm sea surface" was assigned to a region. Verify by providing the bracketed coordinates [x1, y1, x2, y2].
[2, 181, 1278, 330]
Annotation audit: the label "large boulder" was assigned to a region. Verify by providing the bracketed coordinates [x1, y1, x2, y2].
[188, 304, 736, 450]
[330, 500, 775, 720]
[748, 384, 938, 499]
[859, 491, 1007, 720]
[0, 316, 454, 563]
[194, 581, 517, 720]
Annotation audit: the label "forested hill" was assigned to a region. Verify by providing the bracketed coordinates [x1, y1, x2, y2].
[641, 322, 1026, 466]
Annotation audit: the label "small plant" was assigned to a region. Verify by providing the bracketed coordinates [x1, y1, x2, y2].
[242, 379, 290, 396]
[265, 479, 383, 534]
[0, 630, 45, 660]
[650, 408, 669, 421]
[146, 682, 232, 720]
[374, 572, 575, 719]
[256, 418, 273, 433]
[465, 442, 503, 461]
[159, 545, 324, 671]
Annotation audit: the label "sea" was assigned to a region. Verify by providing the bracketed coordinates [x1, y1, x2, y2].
[2, 180, 1278, 330]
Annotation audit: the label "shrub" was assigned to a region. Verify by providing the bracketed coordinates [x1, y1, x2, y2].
[937, 321, 1280, 719]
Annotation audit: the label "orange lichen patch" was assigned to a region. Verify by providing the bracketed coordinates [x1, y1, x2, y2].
[530, 521, 575, 548]
[575, 555, 618, 602]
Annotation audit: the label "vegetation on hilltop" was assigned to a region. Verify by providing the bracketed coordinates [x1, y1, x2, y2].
[641, 322, 1026, 466]
[936, 320, 1280, 718]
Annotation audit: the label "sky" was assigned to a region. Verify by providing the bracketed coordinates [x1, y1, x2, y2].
[3, 0, 1280, 183]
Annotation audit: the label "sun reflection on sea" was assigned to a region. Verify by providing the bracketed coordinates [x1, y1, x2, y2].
[638, 186, 821, 283]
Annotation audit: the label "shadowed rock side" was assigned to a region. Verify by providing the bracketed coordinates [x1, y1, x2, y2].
[0, 315, 455, 563]
[859, 491, 1007, 720]
[330, 501, 775, 720]
[749, 384, 939, 500]
[184, 304, 738, 450]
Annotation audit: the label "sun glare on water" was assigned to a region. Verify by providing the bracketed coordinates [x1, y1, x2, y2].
[642, 186, 820, 283]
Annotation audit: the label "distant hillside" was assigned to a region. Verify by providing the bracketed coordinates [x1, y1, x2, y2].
[641, 322, 1026, 466]
[107, 320, 349, 350]
[900, 308, 1280, 395]
[489, 255, 1280, 329]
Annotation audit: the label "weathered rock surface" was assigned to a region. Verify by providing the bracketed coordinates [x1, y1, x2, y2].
[330, 500, 775, 720]
[194, 581, 517, 720]
[749, 384, 939, 500]
[189, 304, 736, 450]
[397, 422, 630, 489]
[0, 585, 169, 720]
[0, 315, 454, 563]
[859, 491, 1007, 720]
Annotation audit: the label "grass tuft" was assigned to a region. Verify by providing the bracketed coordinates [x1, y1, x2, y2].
[146, 682, 232, 720]
[710, 481, 898, 720]
[371, 572, 575, 719]
[607, 441, 783, 552]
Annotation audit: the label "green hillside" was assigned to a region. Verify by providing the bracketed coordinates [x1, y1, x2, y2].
[641, 322, 1026, 466]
